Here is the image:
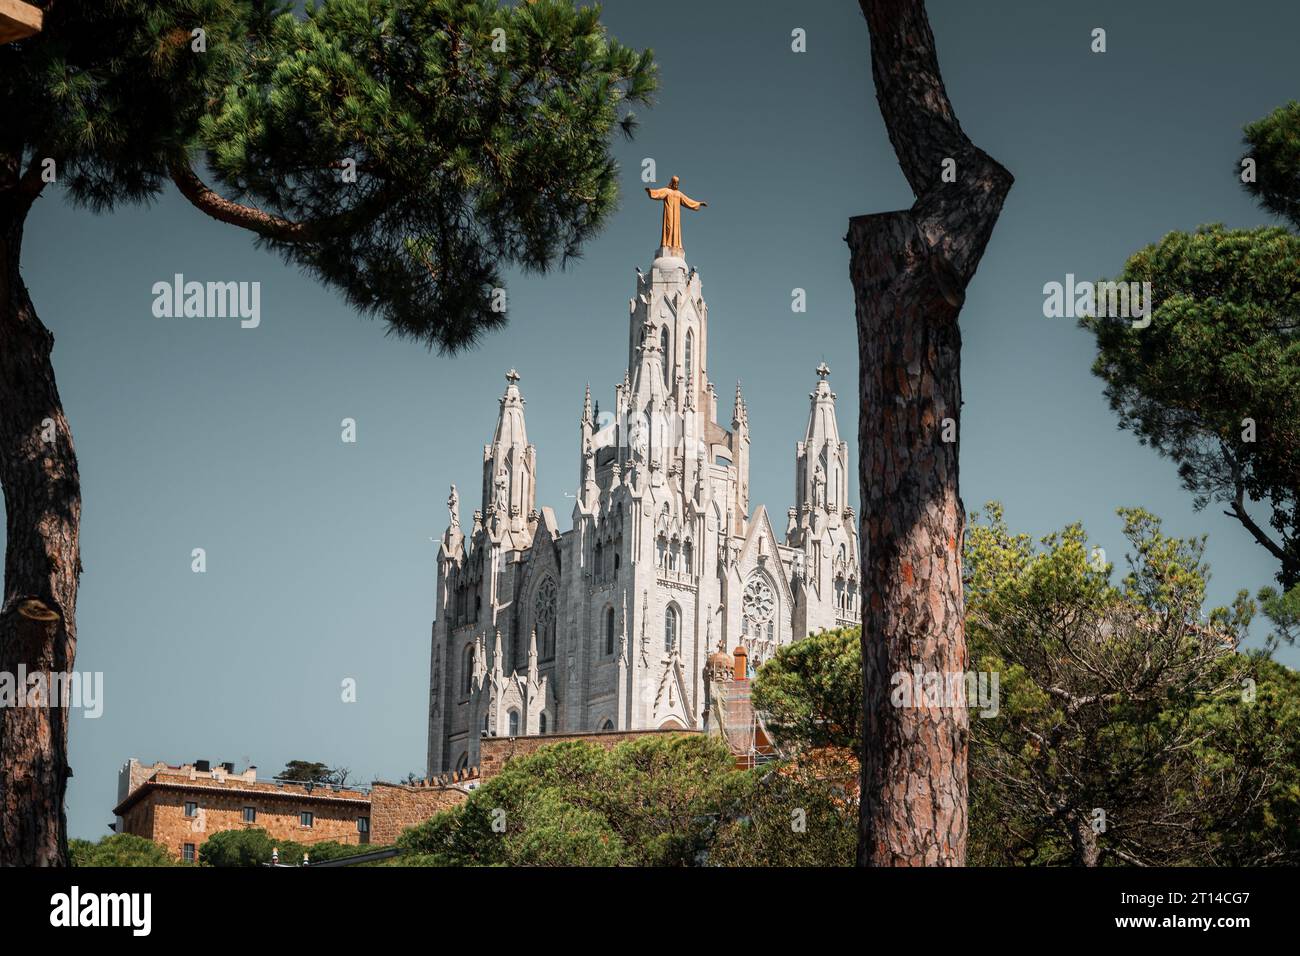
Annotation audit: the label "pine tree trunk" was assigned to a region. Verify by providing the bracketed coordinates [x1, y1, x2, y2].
[1069, 811, 1102, 867]
[852, 0, 1012, 866]
[0, 195, 80, 867]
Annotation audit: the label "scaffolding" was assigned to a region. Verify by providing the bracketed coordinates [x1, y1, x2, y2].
[709, 679, 779, 769]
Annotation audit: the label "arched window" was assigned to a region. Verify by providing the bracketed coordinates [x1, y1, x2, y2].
[660, 326, 671, 385]
[600, 719, 615, 731]
[664, 605, 678, 653]
[539, 713, 547, 734]
[461, 644, 475, 696]
[684, 540, 693, 575]
[534, 578, 557, 658]
[455, 752, 469, 772]
[766, 620, 774, 643]
[605, 607, 616, 656]
[684, 330, 694, 385]
[508, 709, 520, 736]
[594, 541, 603, 581]
[656, 534, 667, 568]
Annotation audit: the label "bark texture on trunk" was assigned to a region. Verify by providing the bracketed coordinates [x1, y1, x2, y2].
[1069, 811, 1102, 867]
[853, 0, 1012, 866]
[0, 175, 81, 866]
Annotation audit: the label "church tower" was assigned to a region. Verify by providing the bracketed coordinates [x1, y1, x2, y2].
[482, 369, 536, 549]
[788, 362, 858, 636]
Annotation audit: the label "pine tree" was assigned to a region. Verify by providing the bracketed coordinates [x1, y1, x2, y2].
[1083, 101, 1300, 610]
[0, 0, 654, 865]
[849, 0, 1012, 866]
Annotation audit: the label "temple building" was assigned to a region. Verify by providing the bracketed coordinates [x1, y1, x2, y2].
[426, 230, 859, 775]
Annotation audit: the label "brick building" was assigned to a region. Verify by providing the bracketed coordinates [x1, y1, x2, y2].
[114, 759, 373, 862]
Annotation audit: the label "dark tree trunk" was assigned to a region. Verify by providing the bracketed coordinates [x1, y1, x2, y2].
[852, 0, 1012, 866]
[1068, 812, 1102, 867]
[0, 179, 80, 866]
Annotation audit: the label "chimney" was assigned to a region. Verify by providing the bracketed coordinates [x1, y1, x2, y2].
[733, 644, 748, 681]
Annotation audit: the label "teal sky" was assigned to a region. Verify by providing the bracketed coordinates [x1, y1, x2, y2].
[12, 0, 1299, 840]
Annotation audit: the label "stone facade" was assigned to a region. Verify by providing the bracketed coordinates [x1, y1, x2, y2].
[427, 245, 860, 775]
[114, 760, 371, 862]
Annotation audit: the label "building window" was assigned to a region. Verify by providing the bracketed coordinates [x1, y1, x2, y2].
[182, 843, 196, 863]
[605, 607, 616, 656]
[461, 643, 475, 696]
[242, 806, 256, 824]
[742, 574, 776, 638]
[660, 326, 671, 385]
[184, 801, 197, 818]
[664, 605, 678, 653]
[508, 709, 520, 736]
[357, 817, 370, 834]
[455, 752, 469, 772]
[684, 540, 693, 575]
[539, 712, 548, 734]
[656, 534, 667, 569]
[300, 811, 314, 828]
[534, 578, 557, 658]
[601, 719, 615, 731]
[594, 541, 603, 580]
[685, 329, 693, 385]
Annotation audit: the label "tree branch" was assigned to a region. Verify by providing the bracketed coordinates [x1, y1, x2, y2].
[1227, 494, 1290, 566]
[857, 0, 1013, 286]
[169, 161, 314, 242]
[1225, 475, 1290, 568]
[169, 161, 394, 245]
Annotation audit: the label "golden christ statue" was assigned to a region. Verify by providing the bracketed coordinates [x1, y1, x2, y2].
[645, 175, 707, 254]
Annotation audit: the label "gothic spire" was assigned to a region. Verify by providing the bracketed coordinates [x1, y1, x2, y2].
[732, 380, 747, 427]
[483, 369, 537, 542]
[795, 363, 849, 521]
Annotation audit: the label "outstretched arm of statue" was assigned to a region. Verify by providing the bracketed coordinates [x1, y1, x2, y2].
[679, 193, 706, 210]
[646, 187, 669, 199]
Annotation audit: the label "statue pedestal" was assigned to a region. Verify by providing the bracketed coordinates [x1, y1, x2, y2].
[652, 247, 687, 272]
